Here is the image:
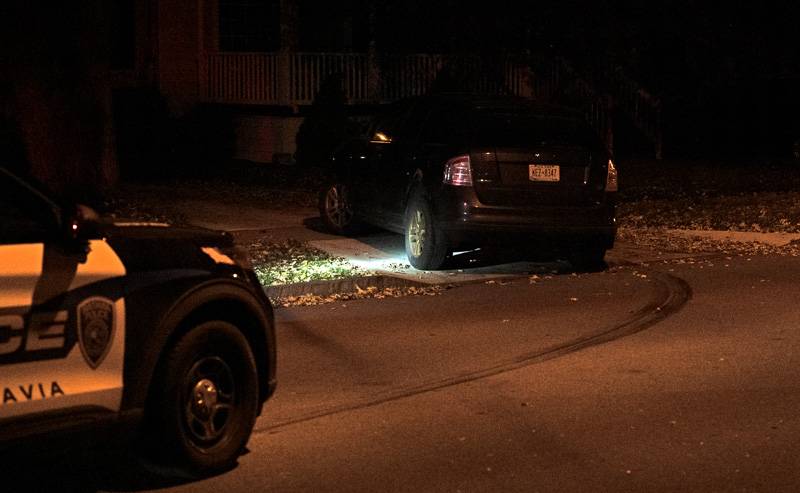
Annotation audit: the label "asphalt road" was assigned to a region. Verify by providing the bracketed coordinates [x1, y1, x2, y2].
[54, 254, 800, 491]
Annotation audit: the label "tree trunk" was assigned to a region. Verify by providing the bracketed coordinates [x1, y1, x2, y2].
[1, 1, 117, 203]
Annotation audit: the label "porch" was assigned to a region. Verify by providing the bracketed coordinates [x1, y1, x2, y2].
[201, 52, 539, 107]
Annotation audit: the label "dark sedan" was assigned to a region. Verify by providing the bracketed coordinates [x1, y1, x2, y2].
[319, 94, 618, 270]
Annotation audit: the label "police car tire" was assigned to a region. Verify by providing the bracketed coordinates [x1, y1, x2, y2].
[148, 320, 259, 475]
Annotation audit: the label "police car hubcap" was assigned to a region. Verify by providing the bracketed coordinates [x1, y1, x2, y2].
[192, 379, 218, 419]
[184, 357, 235, 444]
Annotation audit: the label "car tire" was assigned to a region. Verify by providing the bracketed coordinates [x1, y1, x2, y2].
[319, 182, 356, 235]
[404, 194, 449, 270]
[146, 321, 259, 476]
[567, 247, 607, 273]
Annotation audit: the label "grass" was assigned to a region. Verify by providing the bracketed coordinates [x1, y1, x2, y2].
[247, 239, 367, 286]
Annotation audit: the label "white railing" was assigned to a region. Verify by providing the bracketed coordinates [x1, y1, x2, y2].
[206, 53, 281, 103]
[204, 52, 535, 106]
[290, 52, 371, 104]
[377, 54, 444, 101]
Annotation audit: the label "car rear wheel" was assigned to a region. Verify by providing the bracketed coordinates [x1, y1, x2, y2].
[146, 321, 259, 475]
[405, 194, 449, 270]
[319, 182, 355, 235]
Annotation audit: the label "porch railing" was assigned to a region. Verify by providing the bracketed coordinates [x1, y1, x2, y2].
[204, 52, 534, 106]
[529, 56, 663, 158]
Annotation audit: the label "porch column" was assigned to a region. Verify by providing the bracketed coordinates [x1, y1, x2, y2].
[366, 2, 381, 102]
[278, 0, 298, 107]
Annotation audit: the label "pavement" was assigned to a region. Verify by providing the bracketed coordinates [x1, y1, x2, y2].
[175, 199, 800, 297]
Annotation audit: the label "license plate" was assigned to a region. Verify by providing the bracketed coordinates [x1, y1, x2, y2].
[529, 164, 560, 182]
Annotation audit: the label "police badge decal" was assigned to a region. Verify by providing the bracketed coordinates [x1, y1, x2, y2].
[77, 297, 115, 369]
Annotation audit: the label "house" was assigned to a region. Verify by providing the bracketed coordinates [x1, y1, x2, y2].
[111, 0, 535, 169]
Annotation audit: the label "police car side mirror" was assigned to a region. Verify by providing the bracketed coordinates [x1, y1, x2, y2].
[62, 204, 101, 257]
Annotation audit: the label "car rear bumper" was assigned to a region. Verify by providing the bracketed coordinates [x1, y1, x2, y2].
[432, 187, 617, 248]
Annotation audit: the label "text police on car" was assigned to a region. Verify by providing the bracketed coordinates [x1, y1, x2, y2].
[0, 166, 276, 474]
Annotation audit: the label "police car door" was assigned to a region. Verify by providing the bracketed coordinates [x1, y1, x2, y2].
[0, 170, 126, 420]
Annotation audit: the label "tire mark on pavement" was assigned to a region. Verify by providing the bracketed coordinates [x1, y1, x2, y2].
[255, 268, 691, 434]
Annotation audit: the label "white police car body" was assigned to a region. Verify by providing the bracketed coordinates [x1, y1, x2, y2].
[0, 167, 276, 474]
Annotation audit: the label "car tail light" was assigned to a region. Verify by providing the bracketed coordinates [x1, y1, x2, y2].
[605, 159, 618, 192]
[443, 155, 473, 186]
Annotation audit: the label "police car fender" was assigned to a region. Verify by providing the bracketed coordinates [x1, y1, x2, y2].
[117, 276, 276, 413]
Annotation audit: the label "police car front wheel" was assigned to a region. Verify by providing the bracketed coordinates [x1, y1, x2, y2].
[147, 320, 259, 474]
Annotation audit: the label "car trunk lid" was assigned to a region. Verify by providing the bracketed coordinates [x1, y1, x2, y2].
[471, 146, 606, 207]
[466, 109, 608, 207]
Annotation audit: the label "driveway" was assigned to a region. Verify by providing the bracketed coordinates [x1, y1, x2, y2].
[174, 197, 796, 289]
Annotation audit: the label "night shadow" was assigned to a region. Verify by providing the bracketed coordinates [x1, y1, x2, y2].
[443, 245, 571, 273]
[2, 442, 243, 492]
[353, 234, 572, 274]
[301, 216, 383, 237]
[302, 215, 325, 233]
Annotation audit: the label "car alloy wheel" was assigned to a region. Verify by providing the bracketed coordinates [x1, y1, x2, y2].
[319, 183, 354, 234]
[404, 194, 449, 270]
[407, 208, 426, 258]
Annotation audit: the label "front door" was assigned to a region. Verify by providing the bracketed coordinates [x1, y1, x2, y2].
[0, 171, 126, 420]
[365, 101, 431, 230]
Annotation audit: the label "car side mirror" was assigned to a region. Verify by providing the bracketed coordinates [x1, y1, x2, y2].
[62, 204, 101, 258]
[369, 131, 393, 144]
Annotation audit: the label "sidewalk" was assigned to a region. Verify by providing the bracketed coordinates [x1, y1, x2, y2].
[171, 199, 768, 297]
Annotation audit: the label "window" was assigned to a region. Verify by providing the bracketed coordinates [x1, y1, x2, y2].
[368, 100, 429, 145]
[219, 0, 281, 52]
[470, 110, 598, 148]
[0, 171, 59, 245]
[368, 102, 410, 144]
[419, 106, 471, 146]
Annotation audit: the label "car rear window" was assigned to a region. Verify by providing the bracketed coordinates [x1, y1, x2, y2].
[469, 109, 599, 148]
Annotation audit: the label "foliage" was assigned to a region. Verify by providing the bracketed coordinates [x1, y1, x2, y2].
[617, 159, 800, 234]
[248, 239, 366, 286]
[294, 73, 359, 167]
[272, 285, 443, 308]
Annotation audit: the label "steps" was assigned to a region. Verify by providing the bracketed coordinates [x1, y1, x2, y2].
[532, 56, 663, 159]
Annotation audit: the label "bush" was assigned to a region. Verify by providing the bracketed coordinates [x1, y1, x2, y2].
[295, 73, 359, 168]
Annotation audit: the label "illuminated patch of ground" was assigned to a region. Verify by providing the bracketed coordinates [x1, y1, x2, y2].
[248, 238, 368, 286]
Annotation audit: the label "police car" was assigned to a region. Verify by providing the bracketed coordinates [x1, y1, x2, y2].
[0, 166, 276, 474]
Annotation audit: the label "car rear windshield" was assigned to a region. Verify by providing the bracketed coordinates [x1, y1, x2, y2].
[469, 109, 599, 148]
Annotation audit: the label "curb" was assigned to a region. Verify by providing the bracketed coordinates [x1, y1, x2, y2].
[264, 274, 432, 299]
[662, 228, 800, 247]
